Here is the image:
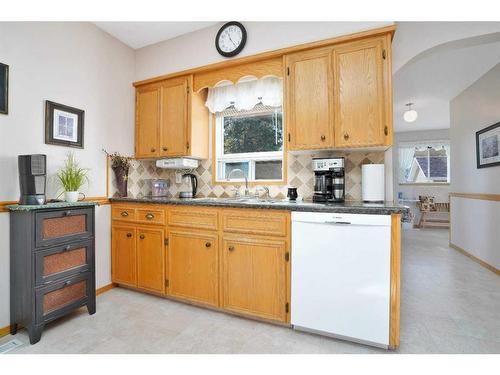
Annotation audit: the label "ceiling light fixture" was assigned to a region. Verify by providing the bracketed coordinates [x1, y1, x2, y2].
[403, 102, 418, 123]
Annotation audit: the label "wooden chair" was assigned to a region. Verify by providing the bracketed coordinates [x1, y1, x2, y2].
[416, 197, 450, 229]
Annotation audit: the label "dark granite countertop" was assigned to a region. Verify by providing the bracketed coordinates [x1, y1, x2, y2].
[110, 197, 410, 221]
[7, 201, 99, 211]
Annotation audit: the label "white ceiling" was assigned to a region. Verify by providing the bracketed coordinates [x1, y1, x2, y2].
[393, 33, 500, 132]
[94, 22, 219, 49]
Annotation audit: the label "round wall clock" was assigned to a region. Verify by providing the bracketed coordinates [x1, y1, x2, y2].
[215, 21, 247, 58]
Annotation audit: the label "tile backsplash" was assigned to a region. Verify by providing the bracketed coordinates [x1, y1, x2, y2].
[111, 151, 384, 201]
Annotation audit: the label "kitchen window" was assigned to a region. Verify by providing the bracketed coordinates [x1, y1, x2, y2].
[398, 140, 450, 184]
[215, 104, 283, 182]
[205, 76, 284, 183]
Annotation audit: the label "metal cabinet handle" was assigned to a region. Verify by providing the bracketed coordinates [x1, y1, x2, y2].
[145, 213, 154, 220]
[205, 242, 211, 248]
[344, 133, 349, 140]
[126, 233, 132, 238]
[228, 245, 235, 252]
[65, 280, 71, 286]
[151, 147, 156, 152]
[384, 126, 389, 136]
[162, 147, 168, 151]
[64, 245, 71, 251]
[121, 211, 129, 217]
[320, 135, 326, 141]
[140, 234, 145, 240]
[64, 210, 72, 216]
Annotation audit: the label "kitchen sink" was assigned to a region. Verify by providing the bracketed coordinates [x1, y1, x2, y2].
[190, 197, 282, 204]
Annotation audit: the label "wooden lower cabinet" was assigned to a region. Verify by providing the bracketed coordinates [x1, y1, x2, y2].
[221, 235, 288, 322]
[167, 229, 219, 307]
[137, 226, 165, 293]
[111, 225, 137, 287]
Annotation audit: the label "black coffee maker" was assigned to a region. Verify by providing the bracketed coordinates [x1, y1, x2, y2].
[18, 154, 47, 205]
[312, 157, 345, 203]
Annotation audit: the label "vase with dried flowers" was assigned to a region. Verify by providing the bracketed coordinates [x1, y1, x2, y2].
[103, 149, 132, 197]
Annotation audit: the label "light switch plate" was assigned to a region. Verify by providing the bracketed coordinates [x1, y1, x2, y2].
[175, 172, 182, 184]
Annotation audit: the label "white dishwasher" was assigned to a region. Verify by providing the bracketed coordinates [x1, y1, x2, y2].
[291, 211, 392, 348]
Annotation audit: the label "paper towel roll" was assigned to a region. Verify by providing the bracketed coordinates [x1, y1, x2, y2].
[362, 164, 385, 202]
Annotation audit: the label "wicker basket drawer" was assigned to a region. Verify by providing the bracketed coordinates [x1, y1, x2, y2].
[35, 272, 91, 323]
[34, 239, 93, 286]
[35, 208, 94, 248]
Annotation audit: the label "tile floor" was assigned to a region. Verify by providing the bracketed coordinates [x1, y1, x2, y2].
[2, 228, 499, 354]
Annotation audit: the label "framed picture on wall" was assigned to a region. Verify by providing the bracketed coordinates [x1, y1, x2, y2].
[476, 121, 500, 169]
[45, 100, 85, 148]
[0, 63, 8, 115]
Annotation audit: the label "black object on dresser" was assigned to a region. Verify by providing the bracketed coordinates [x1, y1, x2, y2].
[9, 204, 96, 344]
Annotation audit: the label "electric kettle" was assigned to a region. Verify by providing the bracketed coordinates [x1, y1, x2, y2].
[179, 173, 197, 198]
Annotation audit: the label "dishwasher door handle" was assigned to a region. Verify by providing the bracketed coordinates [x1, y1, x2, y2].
[324, 221, 351, 225]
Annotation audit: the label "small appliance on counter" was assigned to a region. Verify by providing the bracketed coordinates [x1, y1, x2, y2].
[287, 187, 298, 201]
[18, 154, 47, 205]
[179, 173, 197, 198]
[312, 157, 345, 203]
[362, 164, 385, 203]
[150, 179, 169, 197]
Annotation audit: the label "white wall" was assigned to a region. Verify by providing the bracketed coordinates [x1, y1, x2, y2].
[0, 22, 135, 328]
[135, 22, 393, 81]
[450, 62, 500, 270]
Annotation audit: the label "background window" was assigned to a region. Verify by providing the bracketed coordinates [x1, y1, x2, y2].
[399, 141, 450, 184]
[216, 104, 283, 182]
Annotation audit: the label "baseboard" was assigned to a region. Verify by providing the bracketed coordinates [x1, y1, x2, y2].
[0, 283, 117, 338]
[96, 283, 116, 296]
[449, 242, 500, 276]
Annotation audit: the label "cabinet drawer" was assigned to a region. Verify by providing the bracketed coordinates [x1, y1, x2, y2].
[112, 206, 136, 221]
[35, 239, 93, 287]
[35, 208, 94, 248]
[222, 209, 289, 237]
[168, 206, 218, 231]
[136, 208, 165, 225]
[35, 272, 91, 323]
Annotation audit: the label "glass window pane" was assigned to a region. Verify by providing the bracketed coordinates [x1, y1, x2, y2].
[223, 111, 283, 154]
[224, 162, 249, 180]
[255, 160, 282, 180]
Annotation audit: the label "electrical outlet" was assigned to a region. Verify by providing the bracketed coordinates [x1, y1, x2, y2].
[175, 172, 182, 184]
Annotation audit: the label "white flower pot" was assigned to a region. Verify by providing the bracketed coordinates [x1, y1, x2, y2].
[64, 191, 79, 203]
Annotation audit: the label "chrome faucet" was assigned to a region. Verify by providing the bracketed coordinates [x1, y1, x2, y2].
[227, 168, 250, 197]
[255, 186, 270, 200]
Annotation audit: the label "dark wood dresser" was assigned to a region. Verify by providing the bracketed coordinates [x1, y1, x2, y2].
[8, 202, 96, 344]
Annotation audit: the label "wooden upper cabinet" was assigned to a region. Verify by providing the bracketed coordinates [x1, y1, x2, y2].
[135, 85, 160, 158]
[136, 226, 165, 294]
[135, 75, 209, 159]
[221, 235, 287, 322]
[160, 77, 188, 157]
[333, 37, 390, 148]
[285, 48, 334, 150]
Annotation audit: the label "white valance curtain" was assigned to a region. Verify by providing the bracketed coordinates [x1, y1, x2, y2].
[205, 76, 283, 113]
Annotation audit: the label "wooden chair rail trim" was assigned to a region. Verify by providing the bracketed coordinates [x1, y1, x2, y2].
[133, 25, 396, 87]
[449, 192, 500, 202]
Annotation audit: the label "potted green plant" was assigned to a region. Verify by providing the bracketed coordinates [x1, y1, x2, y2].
[57, 153, 90, 203]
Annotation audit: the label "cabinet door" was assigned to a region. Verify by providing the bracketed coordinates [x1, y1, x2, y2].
[160, 77, 189, 157]
[168, 230, 218, 306]
[333, 37, 387, 147]
[111, 225, 137, 287]
[135, 85, 160, 158]
[222, 235, 287, 322]
[136, 226, 165, 293]
[285, 47, 334, 150]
